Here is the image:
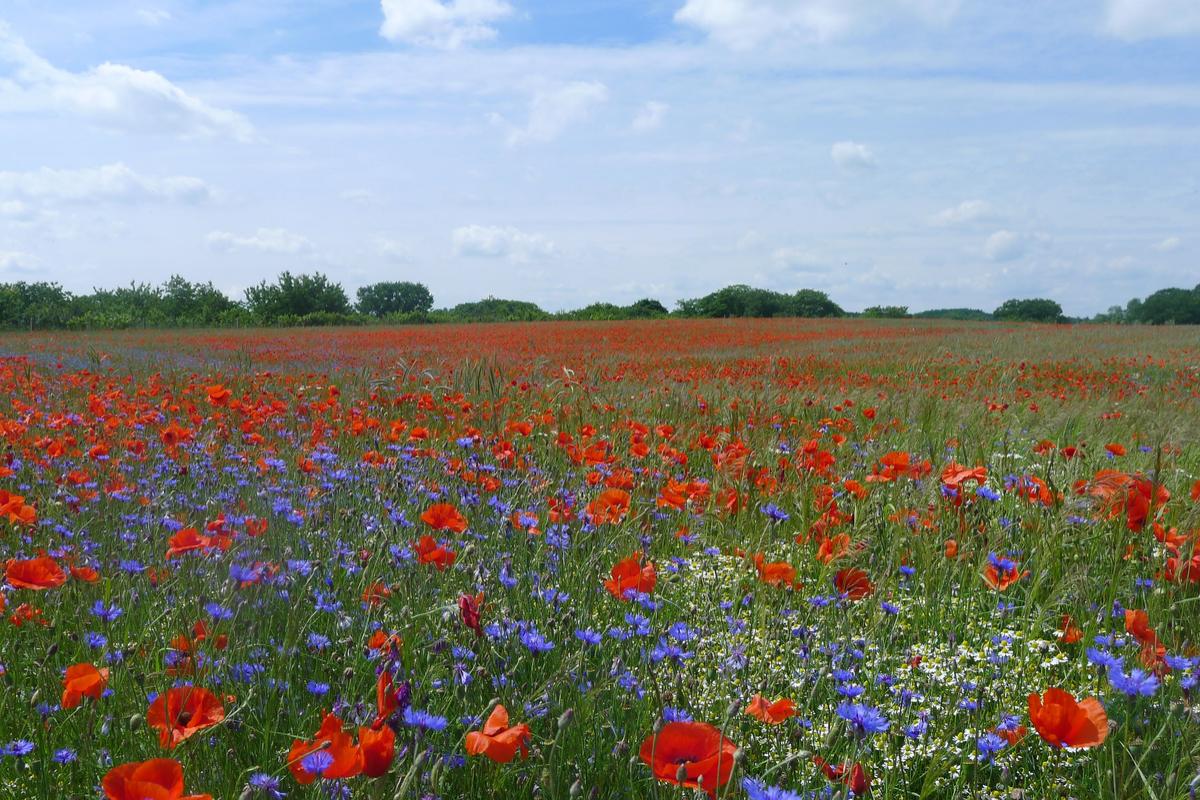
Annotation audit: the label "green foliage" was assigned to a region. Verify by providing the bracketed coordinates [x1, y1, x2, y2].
[356, 281, 434, 317]
[1128, 285, 1200, 325]
[446, 297, 550, 322]
[675, 285, 844, 318]
[861, 305, 910, 319]
[0, 281, 74, 329]
[244, 272, 351, 321]
[556, 298, 670, 321]
[161, 275, 239, 325]
[912, 308, 993, 321]
[993, 297, 1064, 323]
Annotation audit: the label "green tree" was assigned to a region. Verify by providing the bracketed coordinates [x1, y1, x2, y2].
[861, 305, 910, 319]
[161, 275, 238, 325]
[245, 272, 351, 321]
[356, 281, 434, 317]
[1132, 287, 1200, 325]
[0, 282, 74, 329]
[993, 298, 1064, 323]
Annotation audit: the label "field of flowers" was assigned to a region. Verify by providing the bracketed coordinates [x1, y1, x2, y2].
[1, 318, 1199, 800]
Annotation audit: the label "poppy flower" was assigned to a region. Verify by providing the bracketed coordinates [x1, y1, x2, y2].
[359, 724, 396, 777]
[753, 555, 799, 589]
[420, 503, 469, 533]
[1027, 688, 1108, 749]
[102, 758, 211, 800]
[465, 704, 532, 763]
[62, 662, 109, 709]
[288, 712, 364, 784]
[813, 756, 871, 796]
[413, 535, 456, 570]
[147, 686, 226, 748]
[6, 556, 68, 590]
[983, 553, 1028, 591]
[833, 568, 873, 601]
[587, 488, 631, 525]
[459, 592, 484, 637]
[1059, 615, 1083, 644]
[1123, 609, 1158, 648]
[166, 528, 216, 559]
[639, 721, 738, 798]
[373, 670, 407, 728]
[604, 555, 656, 599]
[745, 694, 796, 724]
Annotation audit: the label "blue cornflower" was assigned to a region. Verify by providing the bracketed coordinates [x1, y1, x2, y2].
[881, 601, 900, 615]
[836, 702, 889, 736]
[662, 707, 693, 722]
[742, 778, 805, 800]
[1, 740, 34, 757]
[976, 485, 1001, 501]
[90, 600, 123, 623]
[976, 732, 1007, 763]
[403, 708, 448, 732]
[760, 503, 790, 523]
[305, 681, 330, 696]
[248, 772, 285, 798]
[575, 629, 602, 646]
[85, 631, 108, 649]
[300, 750, 334, 777]
[1087, 647, 1123, 670]
[306, 632, 331, 650]
[52, 748, 77, 764]
[519, 627, 554, 654]
[1108, 666, 1159, 697]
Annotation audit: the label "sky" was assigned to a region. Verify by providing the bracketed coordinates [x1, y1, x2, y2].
[1, 0, 1198, 316]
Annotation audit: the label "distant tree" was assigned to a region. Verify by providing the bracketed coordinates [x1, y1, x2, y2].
[861, 305, 910, 319]
[791, 289, 844, 318]
[993, 298, 1064, 323]
[912, 308, 992, 321]
[0, 282, 74, 329]
[356, 281, 434, 317]
[161, 275, 237, 325]
[449, 297, 549, 322]
[1092, 305, 1127, 324]
[675, 285, 843, 318]
[245, 272, 351, 321]
[628, 298, 669, 317]
[1132, 286, 1200, 325]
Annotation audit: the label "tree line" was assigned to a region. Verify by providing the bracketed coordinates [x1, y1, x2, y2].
[0, 272, 1197, 330]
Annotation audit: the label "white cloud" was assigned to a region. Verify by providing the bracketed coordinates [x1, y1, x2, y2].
[771, 247, 822, 270]
[631, 101, 669, 132]
[1152, 236, 1181, 252]
[930, 199, 992, 226]
[831, 140, 876, 170]
[0, 163, 212, 205]
[379, 0, 513, 49]
[1103, 0, 1200, 40]
[207, 228, 315, 255]
[375, 237, 412, 262]
[506, 81, 609, 146]
[0, 250, 37, 273]
[452, 225, 557, 261]
[675, 0, 961, 49]
[136, 8, 172, 26]
[0, 22, 253, 140]
[0, 199, 35, 219]
[983, 230, 1026, 262]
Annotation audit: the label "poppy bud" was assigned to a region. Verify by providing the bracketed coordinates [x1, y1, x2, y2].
[44, 642, 59, 660]
[557, 708, 574, 731]
[653, 717, 664, 733]
[342, 667, 354, 682]
[128, 714, 142, 731]
[676, 763, 689, 783]
[724, 700, 739, 720]
[238, 788, 254, 800]
[733, 748, 746, 763]
[570, 779, 584, 798]
[28, 689, 40, 707]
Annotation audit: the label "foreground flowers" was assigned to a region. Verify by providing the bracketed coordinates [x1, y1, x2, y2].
[465, 704, 532, 763]
[147, 687, 226, 748]
[640, 721, 738, 798]
[1028, 688, 1109, 749]
[102, 759, 211, 800]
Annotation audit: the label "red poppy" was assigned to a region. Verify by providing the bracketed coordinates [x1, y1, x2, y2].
[62, 662, 109, 709]
[206, 384, 231, 406]
[102, 758, 211, 800]
[587, 488, 631, 524]
[639, 721, 738, 798]
[604, 555, 656, 599]
[0, 490, 36, 526]
[813, 756, 871, 796]
[1123, 609, 1158, 648]
[166, 528, 216, 559]
[420, 502, 469, 532]
[146, 686, 226, 748]
[374, 670, 402, 728]
[1059, 615, 1083, 644]
[815, 534, 851, 564]
[753, 555, 799, 589]
[983, 557, 1028, 592]
[465, 704, 532, 763]
[359, 724, 396, 778]
[288, 712, 364, 784]
[744, 694, 796, 724]
[459, 592, 484, 637]
[413, 535, 456, 570]
[1027, 688, 1108, 749]
[5, 556, 67, 590]
[833, 568, 873, 600]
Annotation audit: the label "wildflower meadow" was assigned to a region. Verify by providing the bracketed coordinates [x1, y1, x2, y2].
[1, 318, 1199, 800]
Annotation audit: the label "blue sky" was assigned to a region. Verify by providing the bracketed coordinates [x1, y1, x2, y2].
[1, 1, 1197, 315]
